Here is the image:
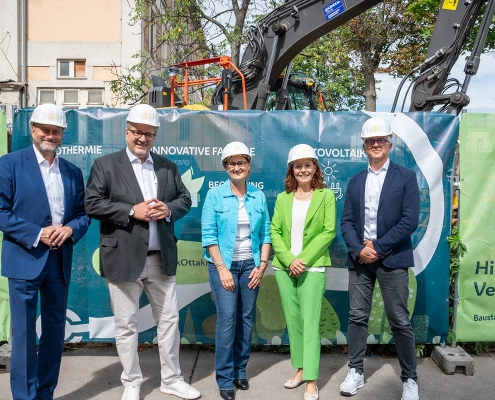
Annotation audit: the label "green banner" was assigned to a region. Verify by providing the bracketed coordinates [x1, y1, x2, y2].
[0, 109, 9, 341]
[457, 114, 495, 341]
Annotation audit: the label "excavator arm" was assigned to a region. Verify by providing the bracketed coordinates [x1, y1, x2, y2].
[229, 0, 495, 114]
[230, 0, 383, 110]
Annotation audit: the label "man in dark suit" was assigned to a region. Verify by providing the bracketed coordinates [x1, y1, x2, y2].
[0, 103, 90, 400]
[340, 117, 420, 400]
[85, 104, 200, 400]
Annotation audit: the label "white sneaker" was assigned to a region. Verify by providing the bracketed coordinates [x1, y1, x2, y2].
[121, 385, 140, 400]
[160, 377, 201, 399]
[401, 378, 419, 400]
[340, 368, 365, 396]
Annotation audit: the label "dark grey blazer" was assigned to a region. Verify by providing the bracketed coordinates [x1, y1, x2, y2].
[85, 148, 191, 281]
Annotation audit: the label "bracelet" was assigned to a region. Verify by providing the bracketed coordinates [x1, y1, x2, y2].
[215, 262, 225, 268]
[260, 260, 268, 264]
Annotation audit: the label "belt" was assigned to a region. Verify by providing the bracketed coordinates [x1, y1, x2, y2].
[49, 245, 60, 250]
[147, 250, 160, 257]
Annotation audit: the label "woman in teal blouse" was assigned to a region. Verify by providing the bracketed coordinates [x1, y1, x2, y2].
[270, 144, 337, 400]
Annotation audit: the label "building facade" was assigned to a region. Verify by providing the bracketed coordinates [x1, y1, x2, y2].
[0, 0, 167, 122]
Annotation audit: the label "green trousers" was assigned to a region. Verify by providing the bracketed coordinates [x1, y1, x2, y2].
[275, 270, 326, 380]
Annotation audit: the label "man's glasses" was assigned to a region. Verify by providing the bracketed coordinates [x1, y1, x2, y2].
[364, 138, 389, 147]
[227, 161, 248, 169]
[127, 128, 156, 140]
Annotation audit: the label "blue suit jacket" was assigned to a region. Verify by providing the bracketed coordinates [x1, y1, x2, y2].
[0, 145, 90, 285]
[340, 160, 420, 269]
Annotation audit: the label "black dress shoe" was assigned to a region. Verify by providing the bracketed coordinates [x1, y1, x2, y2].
[220, 389, 235, 400]
[234, 378, 249, 390]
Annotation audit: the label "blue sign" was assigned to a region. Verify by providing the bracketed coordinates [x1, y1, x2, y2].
[323, 0, 345, 21]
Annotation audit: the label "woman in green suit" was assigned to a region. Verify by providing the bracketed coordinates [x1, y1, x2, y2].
[270, 144, 337, 400]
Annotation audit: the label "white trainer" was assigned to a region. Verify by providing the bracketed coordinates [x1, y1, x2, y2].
[121, 385, 140, 400]
[160, 377, 201, 399]
[401, 378, 419, 400]
[340, 368, 365, 396]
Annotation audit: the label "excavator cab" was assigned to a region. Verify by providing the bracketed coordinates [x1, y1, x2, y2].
[265, 72, 323, 111]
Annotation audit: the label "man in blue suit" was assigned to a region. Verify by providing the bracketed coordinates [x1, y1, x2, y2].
[0, 104, 90, 400]
[340, 117, 420, 400]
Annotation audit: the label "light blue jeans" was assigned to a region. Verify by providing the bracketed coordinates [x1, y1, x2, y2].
[208, 259, 259, 390]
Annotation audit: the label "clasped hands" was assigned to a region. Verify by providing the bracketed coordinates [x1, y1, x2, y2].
[132, 198, 170, 221]
[289, 258, 306, 277]
[358, 240, 380, 264]
[40, 225, 73, 247]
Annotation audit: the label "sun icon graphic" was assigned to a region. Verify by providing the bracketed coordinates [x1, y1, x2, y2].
[321, 161, 338, 180]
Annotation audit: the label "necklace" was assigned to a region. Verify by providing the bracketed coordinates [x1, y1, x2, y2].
[294, 189, 313, 200]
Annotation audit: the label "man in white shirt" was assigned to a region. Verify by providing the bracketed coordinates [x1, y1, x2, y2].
[0, 104, 90, 400]
[340, 117, 420, 400]
[85, 104, 200, 400]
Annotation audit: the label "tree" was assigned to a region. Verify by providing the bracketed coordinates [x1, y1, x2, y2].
[291, 31, 365, 111]
[330, 0, 433, 111]
[110, 0, 277, 106]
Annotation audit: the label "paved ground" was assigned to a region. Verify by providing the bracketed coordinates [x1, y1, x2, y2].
[0, 346, 493, 399]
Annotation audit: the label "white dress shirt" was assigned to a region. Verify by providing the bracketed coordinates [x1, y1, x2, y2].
[126, 148, 160, 251]
[33, 145, 65, 247]
[364, 158, 390, 240]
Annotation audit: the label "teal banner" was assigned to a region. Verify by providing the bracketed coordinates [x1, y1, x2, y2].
[7, 109, 457, 345]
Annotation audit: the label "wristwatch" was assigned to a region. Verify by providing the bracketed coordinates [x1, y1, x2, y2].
[129, 207, 135, 217]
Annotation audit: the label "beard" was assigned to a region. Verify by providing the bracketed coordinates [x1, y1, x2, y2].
[35, 139, 60, 154]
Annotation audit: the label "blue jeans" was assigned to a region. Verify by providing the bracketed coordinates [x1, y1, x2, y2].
[347, 262, 417, 382]
[208, 259, 259, 390]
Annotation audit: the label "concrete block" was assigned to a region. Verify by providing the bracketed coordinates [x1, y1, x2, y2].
[431, 345, 474, 376]
[0, 343, 11, 372]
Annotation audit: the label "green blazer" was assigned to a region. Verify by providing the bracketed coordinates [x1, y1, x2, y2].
[270, 188, 337, 269]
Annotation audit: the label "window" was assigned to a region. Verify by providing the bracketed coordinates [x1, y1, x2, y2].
[63, 89, 79, 108]
[58, 60, 86, 78]
[87, 89, 104, 105]
[39, 89, 55, 104]
[37, 88, 105, 108]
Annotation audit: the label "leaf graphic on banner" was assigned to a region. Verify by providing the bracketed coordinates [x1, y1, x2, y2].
[181, 168, 192, 188]
[319, 296, 340, 343]
[181, 167, 205, 193]
[256, 275, 286, 341]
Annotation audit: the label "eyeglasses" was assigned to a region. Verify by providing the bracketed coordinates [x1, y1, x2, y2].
[364, 138, 389, 147]
[127, 128, 156, 140]
[34, 125, 63, 136]
[227, 161, 248, 169]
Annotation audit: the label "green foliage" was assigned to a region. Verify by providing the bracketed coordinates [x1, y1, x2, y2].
[446, 225, 467, 346]
[415, 344, 425, 357]
[474, 342, 488, 356]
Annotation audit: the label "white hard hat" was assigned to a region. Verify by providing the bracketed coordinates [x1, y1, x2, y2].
[221, 141, 251, 164]
[127, 104, 160, 127]
[361, 117, 392, 139]
[30, 104, 67, 129]
[287, 144, 317, 165]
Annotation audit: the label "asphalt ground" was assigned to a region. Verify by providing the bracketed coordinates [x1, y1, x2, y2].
[0, 346, 493, 400]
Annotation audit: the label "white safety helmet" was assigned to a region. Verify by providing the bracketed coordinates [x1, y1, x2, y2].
[361, 117, 393, 139]
[29, 104, 67, 129]
[127, 104, 160, 127]
[287, 144, 318, 165]
[221, 141, 251, 165]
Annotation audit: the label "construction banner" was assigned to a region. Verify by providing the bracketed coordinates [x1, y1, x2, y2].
[4, 109, 457, 345]
[0, 109, 8, 342]
[457, 114, 495, 342]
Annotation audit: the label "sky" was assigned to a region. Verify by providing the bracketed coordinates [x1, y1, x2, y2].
[375, 53, 495, 113]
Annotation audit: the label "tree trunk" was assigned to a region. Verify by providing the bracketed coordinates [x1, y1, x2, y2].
[362, 67, 377, 111]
